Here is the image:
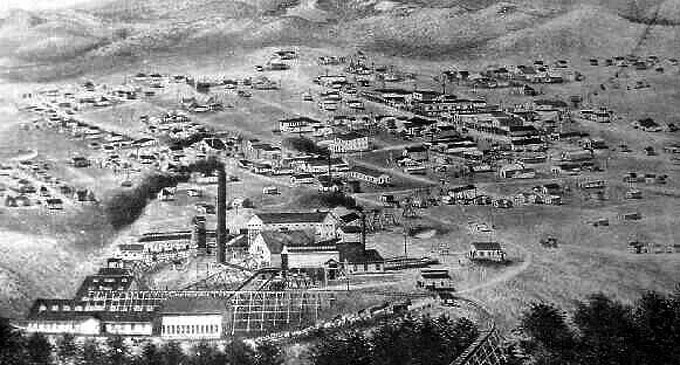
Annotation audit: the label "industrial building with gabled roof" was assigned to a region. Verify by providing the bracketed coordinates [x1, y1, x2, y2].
[247, 211, 339, 240]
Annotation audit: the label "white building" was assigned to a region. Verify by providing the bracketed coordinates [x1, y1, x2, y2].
[279, 116, 320, 134]
[469, 242, 506, 262]
[331, 132, 371, 153]
[347, 166, 391, 186]
[160, 299, 224, 340]
[24, 299, 155, 336]
[247, 212, 339, 240]
[282, 244, 340, 270]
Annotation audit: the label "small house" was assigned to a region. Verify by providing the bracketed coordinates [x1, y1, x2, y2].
[402, 145, 429, 161]
[262, 186, 280, 195]
[157, 187, 176, 201]
[117, 244, 146, 262]
[499, 164, 535, 179]
[45, 198, 64, 210]
[469, 242, 506, 262]
[290, 173, 315, 185]
[416, 269, 455, 291]
[628, 241, 647, 254]
[337, 243, 385, 274]
[633, 118, 663, 132]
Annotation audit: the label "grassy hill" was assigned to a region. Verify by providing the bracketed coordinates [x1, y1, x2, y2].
[0, 0, 678, 80]
[486, 5, 647, 59]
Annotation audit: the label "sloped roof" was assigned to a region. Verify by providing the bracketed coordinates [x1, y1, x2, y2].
[202, 138, 227, 150]
[405, 145, 428, 153]
[138, 231, 192, 243]
[337, 243, 383, 263]
[420, 269, 451, 279]
[340, 212, 362, 223]
[227, 234, 248, 248]
[27, 299, 157, 322]
[637, 118, 660, 128]
[340, 226, 362, 234]
[535, 99, 568, 108]
[260, 230, 316, 254]
[336, 131, 367, 141]
[471, 241, 502, 251]
[161, 298, 227, 314]
[449, 184, 476, 193]
[255, 212, 331, 224]
[280, 116, 321, 124]
[75, 273, 135, 298]
[118, 244, 145, 252]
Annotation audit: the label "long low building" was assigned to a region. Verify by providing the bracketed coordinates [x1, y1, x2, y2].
[21, 291, 336, 339]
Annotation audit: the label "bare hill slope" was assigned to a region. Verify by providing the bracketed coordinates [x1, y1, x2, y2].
[0, 0, 678, 80]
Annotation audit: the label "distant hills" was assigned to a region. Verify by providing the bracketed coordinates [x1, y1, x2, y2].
[0, 0, 679, 80]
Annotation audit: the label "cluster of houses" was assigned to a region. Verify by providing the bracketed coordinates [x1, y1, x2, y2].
[437, 182, 563, 207]
[471, 60, 582, 87]
[1, 158, 96, 210]
[238, 134, 393, 190]
[588, 54, 675, 70]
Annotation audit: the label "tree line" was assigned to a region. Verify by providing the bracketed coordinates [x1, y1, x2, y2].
[507, 286, 680, 365]
[313, 314, 479, 365]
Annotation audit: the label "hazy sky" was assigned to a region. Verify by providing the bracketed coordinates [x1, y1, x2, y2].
[0, 0, 103, 13]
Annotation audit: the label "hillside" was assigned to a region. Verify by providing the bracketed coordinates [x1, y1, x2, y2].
[0, 0, 678, 80]
[487, 5, 647, 58]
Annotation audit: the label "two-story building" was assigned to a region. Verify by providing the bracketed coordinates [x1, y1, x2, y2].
[279, 116, 321, 135]
[331, 132, 371, 153]
[248, 230, 340, 269]
[247, 211, 339, 240]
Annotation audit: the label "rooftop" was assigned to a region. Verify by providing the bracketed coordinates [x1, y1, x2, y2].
[338, 243, 383, 263]
[336, 131, 367, 141]
[161, 298, 228, 314]
[471, 242, 502, 251]
[254, 212, 331, 224]
[339, 212, 362, 223]
[259, 230, 317, 254]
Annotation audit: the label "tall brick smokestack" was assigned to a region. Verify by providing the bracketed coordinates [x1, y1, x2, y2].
[361, 211, 367, 252]
[216, 165, 227, 264]
[192, 215, 206, 249]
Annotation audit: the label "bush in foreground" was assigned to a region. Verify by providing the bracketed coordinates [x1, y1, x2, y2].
[313, 314, 478, 365]
[509, 286, 680, 365]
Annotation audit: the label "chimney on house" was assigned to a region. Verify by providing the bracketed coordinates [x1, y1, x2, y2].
[216, 165, 227, 264]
